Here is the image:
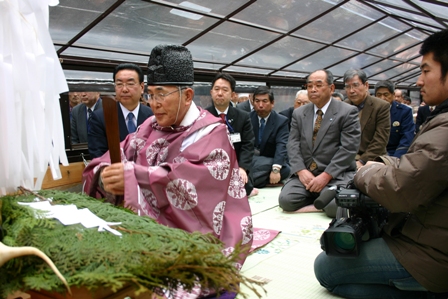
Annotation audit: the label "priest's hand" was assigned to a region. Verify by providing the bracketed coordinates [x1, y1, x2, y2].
[101, 163, 125, 195]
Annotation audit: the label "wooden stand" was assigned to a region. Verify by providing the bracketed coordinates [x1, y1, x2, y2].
[41, 162, 86, 190]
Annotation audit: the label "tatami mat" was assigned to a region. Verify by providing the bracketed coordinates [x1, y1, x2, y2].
[238, 187, 344, 299]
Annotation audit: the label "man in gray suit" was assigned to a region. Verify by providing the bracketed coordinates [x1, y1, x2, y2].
[237, 93, 253, 112]
[278, 70, 360, 218]
[71, 91, 102, 144]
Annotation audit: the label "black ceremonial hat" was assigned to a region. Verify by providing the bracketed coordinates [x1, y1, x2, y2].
[147, 44, 194, 85]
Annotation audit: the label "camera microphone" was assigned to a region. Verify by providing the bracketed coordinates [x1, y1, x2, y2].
[314, 187, 337, 210]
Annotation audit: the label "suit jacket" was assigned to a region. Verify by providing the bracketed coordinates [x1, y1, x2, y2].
[70, 99, 102, 144]
[346, 95, 390, 162]
[288, 99, 360, 179]
[205, 105, 254, 171]
[88, 102, 153, 159]
[387, 101, 415, 158]
[250, 110, 289, 167]
[237, 100, 251, 113]
[415, 105, 431, 133]
[279, 106, 294, 131]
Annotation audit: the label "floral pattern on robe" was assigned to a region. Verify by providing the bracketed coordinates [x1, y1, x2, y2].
[83, 108, 253, 266]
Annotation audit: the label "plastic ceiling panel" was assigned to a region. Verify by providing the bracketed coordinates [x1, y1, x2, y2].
[292, 1, 384, 43]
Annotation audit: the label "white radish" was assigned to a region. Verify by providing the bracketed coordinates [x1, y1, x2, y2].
[0, 242, 71, 295]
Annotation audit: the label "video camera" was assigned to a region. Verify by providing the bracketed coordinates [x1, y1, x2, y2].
[316, 182, 388, 258]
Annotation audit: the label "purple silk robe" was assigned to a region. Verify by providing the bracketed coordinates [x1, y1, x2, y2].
[83, 108, 253, 269]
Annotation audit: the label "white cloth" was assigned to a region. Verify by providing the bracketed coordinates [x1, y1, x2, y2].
[0, 0, 68, 195]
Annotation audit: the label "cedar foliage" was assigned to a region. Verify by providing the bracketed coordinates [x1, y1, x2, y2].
[0, 190, 261, 298]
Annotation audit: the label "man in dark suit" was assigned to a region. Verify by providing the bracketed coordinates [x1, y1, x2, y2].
[71, 91, 102, 144]
[279, 89, 310, 130]
[205, 73, 257, 197]
[374, 80, 415, 158]
[237, 94, 253, 113]
[415, 104, 434, 133]
[250, 87, 290, 188]
[344, 69, 390, 169]
[88, 63, 153, 159]
[278, 70, 360, 217]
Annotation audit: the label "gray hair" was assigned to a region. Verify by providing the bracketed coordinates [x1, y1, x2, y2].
[296, 90, 308, 97]
[343, 69, 368, 84]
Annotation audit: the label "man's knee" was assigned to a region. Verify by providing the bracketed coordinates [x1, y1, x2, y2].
[278, 189, 309, 211]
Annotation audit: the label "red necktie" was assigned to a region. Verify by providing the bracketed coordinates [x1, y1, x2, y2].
[220, 113, 226, 123]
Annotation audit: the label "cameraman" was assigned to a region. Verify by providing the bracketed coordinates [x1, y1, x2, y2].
[314, 29, 448, 298]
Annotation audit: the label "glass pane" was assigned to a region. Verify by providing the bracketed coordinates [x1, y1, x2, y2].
[285, 46, 357, 72]
[159, 0, 250, 16]
[74, 0, 218, 54]
[369, 0, 419, 12]
[370, 63, 419, 81]
[293, 1, 384, 43]
[271, 71, 308, 78]
[64, 70, 112, 81]
[374, 5, 444, 29]
[223, 65, 272, 75]
[194, 62, 225, 71]
[410, 0, 448, 21]
[391, 43, 423, 62]
[188, 21, 280, 64]
[49, 0, 115, 43]
[232, 0, 343, 32]
[329, 54, 383, 77]
[362, 59, 402, 78]
[367, 29, 428, 57]
[270, 86, 303, 112]
[335, 17, 410, 51]
[63, 47, 148, 64]
[238, 36, 324, 69]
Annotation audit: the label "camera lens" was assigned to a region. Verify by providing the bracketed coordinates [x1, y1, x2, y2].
[333, 232, 356, 251]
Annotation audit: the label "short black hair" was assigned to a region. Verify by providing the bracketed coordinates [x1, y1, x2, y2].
[211, 73, 236, 92]
[113, 63, 144, 83]
[374, 80, 395, 95]
[419, 29, 448, 81]
[253, 86, 274, 103]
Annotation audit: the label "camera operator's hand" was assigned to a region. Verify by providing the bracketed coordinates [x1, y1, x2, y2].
[306, 172, 332, 193]
[297, 169, 315, 187]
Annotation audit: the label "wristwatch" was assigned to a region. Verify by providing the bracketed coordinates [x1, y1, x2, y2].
[271, 167, 280, 174]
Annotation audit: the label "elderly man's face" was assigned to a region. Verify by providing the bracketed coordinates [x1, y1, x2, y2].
[69, 92, 81, 108]
[306, 70, 334, 108]
[114, 69, 144, 111]
[148, 85, 192, 127]
[375, 87, 394, 105]
[80, 91, 99, 108]
[394, 90, 403, 103]
[294, 93, 310, 109]
[344, 75, 369, 105]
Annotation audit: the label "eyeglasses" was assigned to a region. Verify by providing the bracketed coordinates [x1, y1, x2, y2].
[306, 83, 329, 89]
[115, 81, 138, 89]
[147, 87, 184, 103]
[344, 82, 363, 90]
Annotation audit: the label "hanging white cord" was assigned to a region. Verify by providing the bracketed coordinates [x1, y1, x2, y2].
[0, 0, 68, 195]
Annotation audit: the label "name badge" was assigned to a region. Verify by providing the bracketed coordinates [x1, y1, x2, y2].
[230, 133, 241, 143]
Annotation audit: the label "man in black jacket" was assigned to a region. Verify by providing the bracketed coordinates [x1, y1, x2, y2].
[206, 73, 258, 197]
[88, 63, 153, 159]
